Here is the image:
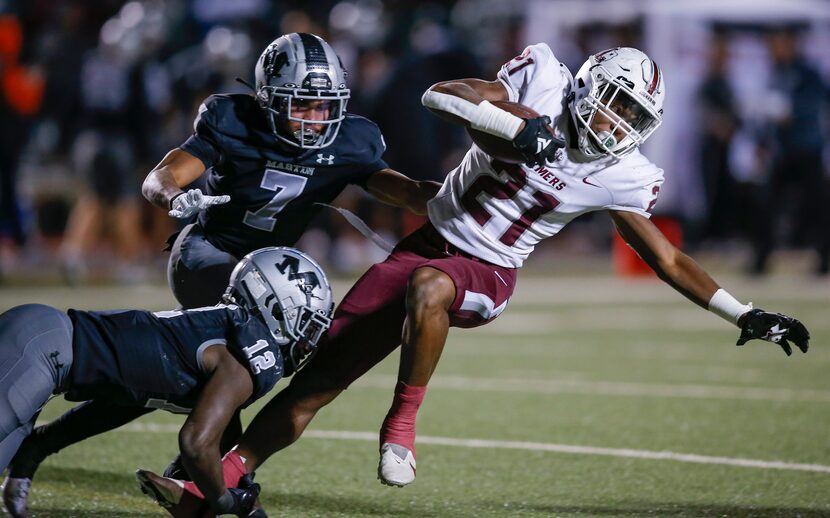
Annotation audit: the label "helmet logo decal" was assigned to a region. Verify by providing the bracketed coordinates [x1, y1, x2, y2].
[316, 153, 335, 165]
[265, 51, 289, 78]
[275, 254, 321, 294]
[643, 59, 661, 95]
[292, 271, 321, 294]
[594, 48, 619, 63]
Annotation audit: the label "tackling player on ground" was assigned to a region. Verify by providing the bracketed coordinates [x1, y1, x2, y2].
[129, 44, 810, 512]
[0, 248, 332, 517]
[2, 32, 439, 516]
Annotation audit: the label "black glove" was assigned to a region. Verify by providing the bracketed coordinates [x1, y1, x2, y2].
[512, 116, 565, 167]
[213, 472, 261, 516]
[736, 309, 810, 356]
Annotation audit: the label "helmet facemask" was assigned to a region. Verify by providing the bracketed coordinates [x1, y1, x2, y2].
[259, 87, 349, 149]
[271, 292, 332, 372]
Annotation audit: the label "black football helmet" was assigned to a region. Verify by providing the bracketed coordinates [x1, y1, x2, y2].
[254, 33, 350, 149]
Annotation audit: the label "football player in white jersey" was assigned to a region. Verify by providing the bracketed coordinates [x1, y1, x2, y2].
[370, 43, 808, 486]
[134, 46, 809, 511]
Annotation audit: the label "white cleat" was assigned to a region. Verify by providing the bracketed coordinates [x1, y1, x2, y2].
[2, 476, 31, 518]
[378, 443, 416, 487]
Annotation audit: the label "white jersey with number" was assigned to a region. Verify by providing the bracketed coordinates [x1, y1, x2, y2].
[426, 43, 664, 268]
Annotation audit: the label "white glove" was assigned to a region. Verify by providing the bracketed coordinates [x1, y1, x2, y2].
[168, 189, 231, 219]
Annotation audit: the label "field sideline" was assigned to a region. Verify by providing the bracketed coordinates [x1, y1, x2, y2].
[1, 273, 828, 517]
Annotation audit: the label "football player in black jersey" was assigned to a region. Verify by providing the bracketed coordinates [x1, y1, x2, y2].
[3, 32, 441, 512]
[0, 248, 331, 517]
[145, 32, 438, 309]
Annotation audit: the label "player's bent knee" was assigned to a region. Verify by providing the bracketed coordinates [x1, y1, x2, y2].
[178, 424, 212, 459]
[407, 267, 455, 313]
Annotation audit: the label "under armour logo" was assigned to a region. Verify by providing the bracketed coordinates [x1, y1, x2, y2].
[266, 51, 289, 77]
[536, 137, 551, 153]
[765, 324, 787, 343]
[316, 153, 335, 165]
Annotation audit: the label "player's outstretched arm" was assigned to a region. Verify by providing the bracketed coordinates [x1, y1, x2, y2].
[610, 210, 718, 309]
[178, 345, 258, 515]
[141, 148, 208, 211]
[610, 210, 810, 355]
[365, 168, 441, 216]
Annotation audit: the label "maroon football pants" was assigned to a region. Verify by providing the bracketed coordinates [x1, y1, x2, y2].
[301, 222, 517, 389]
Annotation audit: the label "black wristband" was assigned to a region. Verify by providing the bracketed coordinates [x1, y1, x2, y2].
[169, 192, 186, 210]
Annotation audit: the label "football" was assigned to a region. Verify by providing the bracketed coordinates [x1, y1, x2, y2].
[467, 100, 541, 164]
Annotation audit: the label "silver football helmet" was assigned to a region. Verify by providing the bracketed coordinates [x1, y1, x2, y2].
[570, 47, 665, 158]
[223, 247, 334, 372]
[254, 32, 350, 149]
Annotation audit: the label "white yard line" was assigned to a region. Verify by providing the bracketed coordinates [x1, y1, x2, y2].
[351, 374, 830, 402]
[116, 423, 830, 474]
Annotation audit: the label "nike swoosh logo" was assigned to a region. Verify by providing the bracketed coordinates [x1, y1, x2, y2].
[582, 177, 600, 187]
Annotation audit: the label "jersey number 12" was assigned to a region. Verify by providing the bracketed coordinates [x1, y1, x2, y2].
[243, 339, 277, 374]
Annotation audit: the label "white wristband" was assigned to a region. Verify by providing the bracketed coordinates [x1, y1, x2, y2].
[422, 90, 524, 140]
[469, 100, 525, 139]
[708, 288, 753, 326]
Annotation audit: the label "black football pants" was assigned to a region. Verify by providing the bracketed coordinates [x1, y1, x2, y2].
[167, 222, 239, 309]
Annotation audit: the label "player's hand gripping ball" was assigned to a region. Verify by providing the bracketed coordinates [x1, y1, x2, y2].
[467, 101, 562, 166]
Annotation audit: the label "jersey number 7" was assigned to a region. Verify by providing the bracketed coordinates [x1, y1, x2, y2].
[244, 169, 309, 232]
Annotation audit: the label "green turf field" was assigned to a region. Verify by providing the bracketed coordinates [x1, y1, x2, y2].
[1, 273, 828, 517]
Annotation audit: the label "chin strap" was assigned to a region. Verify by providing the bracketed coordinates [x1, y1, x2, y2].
[235, 77, 256, 93]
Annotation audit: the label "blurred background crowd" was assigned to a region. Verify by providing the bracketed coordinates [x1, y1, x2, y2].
[0, 0, 828, 284]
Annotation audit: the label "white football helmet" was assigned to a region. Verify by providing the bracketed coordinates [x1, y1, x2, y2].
[254, 32, 350, 149]
[570, 47, 665, 158]
[223, 247, 334, 372]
